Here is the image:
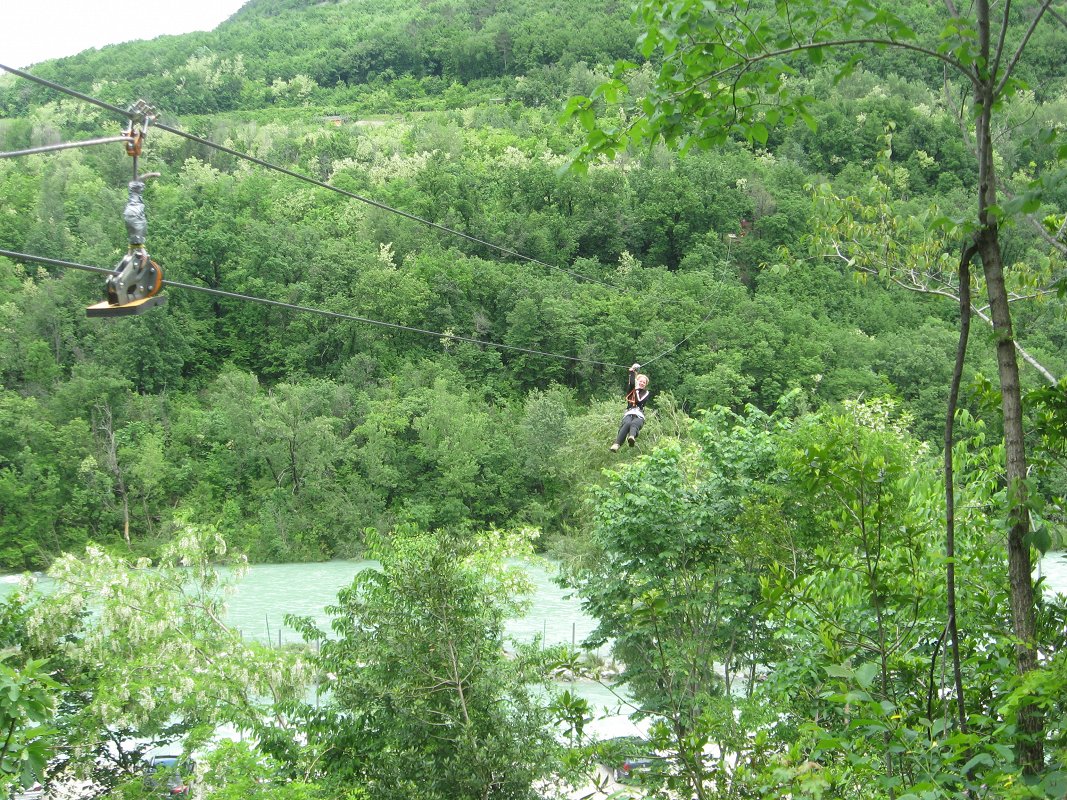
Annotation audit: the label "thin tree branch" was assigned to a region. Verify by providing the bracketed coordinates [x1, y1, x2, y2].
[995, 0, 1056, 96]
[925, 624, 949, 726]
[841, 249, 1059, 385]
[1026, 212, 1067, 257]
[927, 288, 1055, 383]
[944, 72, 978, 158]
[990, 0, 1014, 85]
[678, 38, 973, 100]
[0, 719, 16, 774]
[945, 241, 977, 733]
[603, 30, 977, 148]
[992, 99, 1041, 145]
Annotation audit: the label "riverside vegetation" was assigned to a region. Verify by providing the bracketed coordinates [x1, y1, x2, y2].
[1, 0, 1066, 797]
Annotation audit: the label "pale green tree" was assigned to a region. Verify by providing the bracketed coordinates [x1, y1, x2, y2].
[21, 522, 308, 793]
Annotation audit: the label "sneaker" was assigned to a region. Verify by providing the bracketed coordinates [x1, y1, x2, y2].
[609, 443, 620, 452]
[627, 435, 636, 447]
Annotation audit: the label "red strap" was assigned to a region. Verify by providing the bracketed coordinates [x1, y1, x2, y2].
[626, 388, 648, 405]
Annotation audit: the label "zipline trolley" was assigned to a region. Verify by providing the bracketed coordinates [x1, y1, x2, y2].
[87, 100, 166, 317]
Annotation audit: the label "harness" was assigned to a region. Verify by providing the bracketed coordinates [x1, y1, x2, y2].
[626, 388, 649, 405]
[624, 387, 650, 417]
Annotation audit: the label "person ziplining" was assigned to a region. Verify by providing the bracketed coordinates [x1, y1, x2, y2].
[609, 362, 652, 452]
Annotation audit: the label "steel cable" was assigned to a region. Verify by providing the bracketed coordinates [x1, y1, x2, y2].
[0, 63, 736, 371]
[0, 63, 623, 292]
[0, 248, 628, 368]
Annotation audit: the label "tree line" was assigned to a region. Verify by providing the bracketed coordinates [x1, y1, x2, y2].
[2, 92, 1062, 566]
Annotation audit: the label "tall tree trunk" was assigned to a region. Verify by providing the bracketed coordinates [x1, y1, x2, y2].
[976, 224, 1043, 772]
[95, 401, 131, 548]
[972, 7, 1043, 762]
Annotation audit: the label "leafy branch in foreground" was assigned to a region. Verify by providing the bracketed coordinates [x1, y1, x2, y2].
[21, 521, 308, 793]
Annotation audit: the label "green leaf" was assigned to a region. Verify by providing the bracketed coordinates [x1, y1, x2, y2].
[826, 664, 854, 679]
[961, 753, 994, 773]
[855, 5, 878, 23]
[560, 95, 588, 120]
[1024, 525, 1052, 554]
[833, 54, 864, 85]
[855, 661, 879, 689]
[940, 22, 960, 39]
[991, 744, 1014, 761]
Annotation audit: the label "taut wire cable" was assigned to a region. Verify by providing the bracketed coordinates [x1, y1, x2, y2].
[0, 135, 136, 159]
[637, 250, 737, 368]
[0, 248, 628, 368]
[0, 64, 739, 371]
[0, 63, 623, 293]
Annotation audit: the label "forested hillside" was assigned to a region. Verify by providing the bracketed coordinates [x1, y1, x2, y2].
[1, 0, 1065, 569]
[2, 0, 640, 116]
[3, 0, 1067, 798]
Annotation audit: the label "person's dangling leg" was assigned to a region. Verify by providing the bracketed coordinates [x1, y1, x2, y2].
[626, 416, 645, 446]
[611, 416, 630, 451]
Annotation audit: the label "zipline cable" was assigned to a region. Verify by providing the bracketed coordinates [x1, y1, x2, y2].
[0, 135, 136, 159]
[0, 64, 736, 371]
[637, 249, 738, 368]
[0, 64, 128, 119]
[640, 297, 721, 368]
[0, 63, 623, 293]
[0, 248, 629, 368]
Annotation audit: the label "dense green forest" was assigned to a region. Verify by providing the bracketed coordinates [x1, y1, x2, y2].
[2, 0, 1063, 567]
[1, 0, 1066, 797]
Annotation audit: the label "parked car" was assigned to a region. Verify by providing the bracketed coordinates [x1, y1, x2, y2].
[145, 753, 195, 797]
[594, 735, 659, 783]
[614, 754, 655, 782]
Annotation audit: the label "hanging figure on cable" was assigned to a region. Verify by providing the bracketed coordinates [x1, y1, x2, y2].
[106, 173, 162, 306]
[610, 362, 651, 452]
[90, 104, 166, 316]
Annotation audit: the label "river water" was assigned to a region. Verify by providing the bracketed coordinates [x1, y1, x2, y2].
[219, 559, 597, 649]
[5, 552, 1067, 740]
[216, 558, 637, 735]
[0, 557, 638, 736]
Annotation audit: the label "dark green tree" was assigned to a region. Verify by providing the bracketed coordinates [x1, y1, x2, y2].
[290, 528, 559, 800]
[563, 402, 793, 799]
